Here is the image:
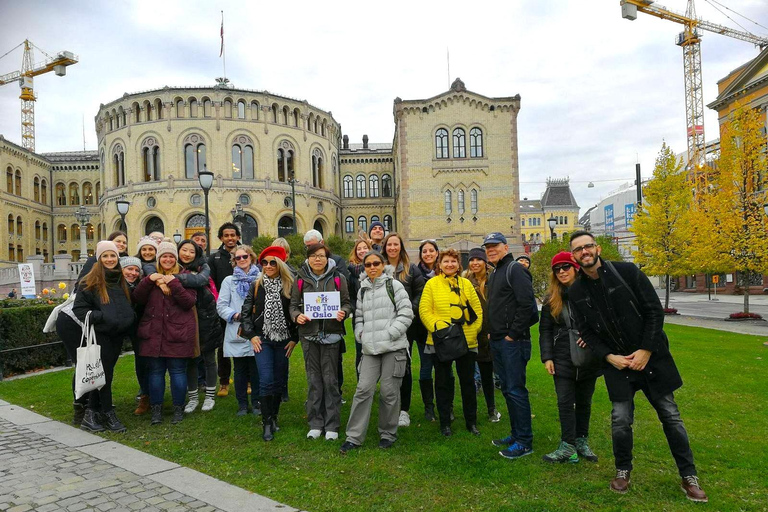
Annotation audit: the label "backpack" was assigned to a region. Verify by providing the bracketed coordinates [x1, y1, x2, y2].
[501, 260, 539, 328]
[359, 279, 396, 309]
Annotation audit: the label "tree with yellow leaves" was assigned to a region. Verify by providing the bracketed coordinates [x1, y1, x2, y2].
[692, 104, 768, 314]
[632, 142, 691, 309]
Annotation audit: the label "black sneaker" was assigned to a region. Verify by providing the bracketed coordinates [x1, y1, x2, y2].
[340, 441, 360, 454]
[80, 409, 105, 433]
[378, 438, 395, 449]
[150, 404, 162, 425]
[467, 424, 480, 436]
[441, 426, 452, 437]
[103, 410, 127, 433]
[171, 405, 184, 424]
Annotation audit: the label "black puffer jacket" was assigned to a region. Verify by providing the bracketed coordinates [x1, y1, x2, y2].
[179, 241, 223, 352]
[73, 269, 136, 340]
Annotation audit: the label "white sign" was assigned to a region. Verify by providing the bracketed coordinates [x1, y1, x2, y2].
[303, 291, 341, 319]
[18, 263, 36, 297]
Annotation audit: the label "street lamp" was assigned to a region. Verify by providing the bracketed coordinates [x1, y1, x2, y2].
[289, 171, 297, 234]
[198, 165, 214, 257]
[547, 216, 557, 241]
[173, 231, 182, 244]
[74, 206, 91, 262]
[116, 198, 130, 234]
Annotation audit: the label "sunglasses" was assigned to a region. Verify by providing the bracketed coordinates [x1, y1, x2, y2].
[234, 255, 250, 261]
[260, 259, 278, 267]
[364, 261, 382, 268]
[553, 263, 574, 273]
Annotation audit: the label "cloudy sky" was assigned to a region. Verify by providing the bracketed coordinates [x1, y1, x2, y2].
[1, 0, 765, 210]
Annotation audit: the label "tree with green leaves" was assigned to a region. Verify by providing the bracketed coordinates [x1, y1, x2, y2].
[631, 142, 691, 309]
[251, 233, 354, 270]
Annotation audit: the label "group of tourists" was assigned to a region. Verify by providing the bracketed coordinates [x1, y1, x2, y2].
[54, 222, 707, 503]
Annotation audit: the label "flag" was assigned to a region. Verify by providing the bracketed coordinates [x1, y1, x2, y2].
[219, 12, 224, 57]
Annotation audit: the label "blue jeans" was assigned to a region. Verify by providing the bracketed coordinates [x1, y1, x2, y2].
[233, 356, 259, 409]
[416, 341, 434, 381]
[254, 340, 289, 397]
[147, 357, 187, 406]
[490, 338, 533, 448]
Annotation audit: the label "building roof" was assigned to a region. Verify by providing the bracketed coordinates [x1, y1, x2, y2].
[395, 78, 521, 107]
[520, 198, 542, 212]
[42, 150, 99, 163]
[541, 178, 579, 208]
[708, 46, 768, 110]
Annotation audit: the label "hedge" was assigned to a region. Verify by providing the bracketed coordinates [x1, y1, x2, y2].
[0, 304, 68, 376]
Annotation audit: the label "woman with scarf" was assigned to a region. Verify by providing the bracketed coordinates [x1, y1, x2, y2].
[240, 246, 297, 440]
[290, 243, 352, 441]
[218, 245, 261, 416]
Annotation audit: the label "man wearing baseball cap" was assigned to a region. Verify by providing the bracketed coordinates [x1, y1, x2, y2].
[483, 232, 539, 460]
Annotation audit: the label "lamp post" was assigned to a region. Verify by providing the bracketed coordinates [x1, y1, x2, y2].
[230, 201, 244, 231]
[289, 171, 297, 234]
[74, 206, 91, 262]
[547, 216, 557, 241]
[173, 231, 182, 244]
[198, 165, 214, 257]
[116, 198, 130, 234]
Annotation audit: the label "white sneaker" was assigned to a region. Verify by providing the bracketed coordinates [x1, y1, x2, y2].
[398, 410, 411, 427]
[325, 431, 339, 441]
[201, 397, 215, 412]
[307, 429, 323, 439]
[184, 397, 199, 414]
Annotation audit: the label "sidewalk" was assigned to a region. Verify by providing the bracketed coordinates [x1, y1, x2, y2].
[0, 400, 302, 512]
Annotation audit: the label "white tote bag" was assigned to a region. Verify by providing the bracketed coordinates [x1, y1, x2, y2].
[74, 312, 106, 399]
[43, 292, 79, 333]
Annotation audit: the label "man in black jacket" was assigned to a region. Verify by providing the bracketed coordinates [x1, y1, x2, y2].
[484, 232, 538, 460]
[568, 231, 707, 502]
[208, 222, 241, 397]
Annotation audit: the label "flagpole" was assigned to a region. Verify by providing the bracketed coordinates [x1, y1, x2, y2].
[221, 11, 226, 79]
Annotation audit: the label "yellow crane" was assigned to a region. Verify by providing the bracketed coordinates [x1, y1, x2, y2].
[620, 0, 768, 175]
[0, 39, 78, 153]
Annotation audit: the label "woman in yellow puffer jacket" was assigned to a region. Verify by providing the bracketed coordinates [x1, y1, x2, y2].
[419, 248, 483, 437]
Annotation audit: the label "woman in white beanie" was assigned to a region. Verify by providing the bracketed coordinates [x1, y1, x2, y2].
[120, 256, 151, 416]
[135, 236, 159, 275]
[73, 241, 136, 433]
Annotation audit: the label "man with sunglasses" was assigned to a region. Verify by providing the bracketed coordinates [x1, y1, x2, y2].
[567, 231, 707, 502]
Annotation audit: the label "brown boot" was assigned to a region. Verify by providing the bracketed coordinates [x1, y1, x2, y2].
[133, 395, 150, 415]
[217, 384, 229, 397]
[681, 476, 708, 503]
[610, 469, 631, 494]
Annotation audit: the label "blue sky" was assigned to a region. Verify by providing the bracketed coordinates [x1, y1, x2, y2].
[0, 0, 765, 210]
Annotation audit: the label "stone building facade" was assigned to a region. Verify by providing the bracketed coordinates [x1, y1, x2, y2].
[519, 178, 580, 251]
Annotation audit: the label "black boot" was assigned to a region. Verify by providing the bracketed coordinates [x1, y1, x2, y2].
[80, 408, 105, 432]
[150, 404, 162, 425]
[271, 394, 281, 431]
[420, 379, 436, 422]
[261, 396, 274, 441]
[171, 405, 184, 424]
[73, 402, 86, 427]
[104, 409, 127, 433]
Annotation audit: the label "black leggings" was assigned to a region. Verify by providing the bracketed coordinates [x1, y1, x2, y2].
[88, 335, 122, 413]
[477, 360, 496, 413]
[553, 374, 598, 445]
[57, 314, 89, 406]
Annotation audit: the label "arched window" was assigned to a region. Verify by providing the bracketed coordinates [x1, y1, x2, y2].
[564, 216, 568, 225]
[283, 106, 290, 125]
[154, 99, 163, 120]
[293, 108, 300, 127]
[142, 137, 161, 182]
[42, 222, 48, 242]
[223, 99, 233, 118]
[132, 102, 140, 123]
[311, 149, 324, 188]
[444, 190, 452, 215]
[83, 182, 93, 205]
[7, 215, 14, 235]
[112, 145, 125, 187]
[345, 216, 354, 233]
[371, 215, 380, 224]
[8, 244, 14, 261]
[369, 175, 380, 198]
[69, 183, 80, 205]
[57, 224, 67, 242]
[435, 128, 449, 159]
[5, 166, 12, 193]
[56, 183, 66, 205]
[272, 104, 279, 123]
[452, 128, 466, 158]
[41, 179, 47, 205]
[237, 100, 246, 119]
[232, 135, 255, 179]
[142, 100, 151, 121]
[16, 245, 22, 262]
[94, 182, 100, 203]
[471, 189, 478, 214]
[176, 98, 184, 118]
[356, 175, 366, 198]
[277, 215, 295, 237]
[470, 128, 483, 158]
[458, 189, 465, 215]
[251, 101, 260, 120]
[16, 216, 22, 236]
[358, 216, 367, 233]
[183, 135, 206, 179]
[383, 215, 392, 232]
[189, 98, 198, 117]
[33, 177, 40, 202]
[35, 221, 41, 240]
[86, 223, 95, 241]
[144, 216, 165, 236]
[203, 99, 212, 117]
[276, 141, 295, 182]
[14, 170, 21, 195]
[343, 175, 353, 198]
[382, 174, 392, 197]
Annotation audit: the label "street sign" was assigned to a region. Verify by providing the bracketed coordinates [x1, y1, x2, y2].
[712, 275, 719, 284]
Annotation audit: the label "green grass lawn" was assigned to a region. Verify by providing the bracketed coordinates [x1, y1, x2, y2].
[1, 323, 766, 512]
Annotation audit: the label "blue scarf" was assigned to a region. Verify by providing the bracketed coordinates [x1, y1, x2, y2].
[233, 265, 259, 298]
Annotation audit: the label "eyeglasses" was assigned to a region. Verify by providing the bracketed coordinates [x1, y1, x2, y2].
[364, 261, 382, 268]
[260, 259, 278, 267]
[553, 263, 573, 273]
[308, 253, 328, 260]
[572, 243, 596, 254]
[234, 255, 250, 261]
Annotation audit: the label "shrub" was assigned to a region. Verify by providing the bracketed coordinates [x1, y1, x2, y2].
[663, 307, 679, 315]
[0, 305, 69, 376]
[252, 233, 354, 270]
[728, 312, 763, 319]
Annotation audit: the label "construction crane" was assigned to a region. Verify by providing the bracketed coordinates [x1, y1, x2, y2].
[0, 39, 78, 152]
[620, 0, 768, 176]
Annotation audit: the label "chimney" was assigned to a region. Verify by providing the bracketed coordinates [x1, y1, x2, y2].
[362, 135, 369, 149]
[342, 134, 349, 149]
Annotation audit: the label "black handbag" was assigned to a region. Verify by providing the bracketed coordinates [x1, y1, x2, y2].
[562, 302, 595, 367]
[432, 322, 468, 362]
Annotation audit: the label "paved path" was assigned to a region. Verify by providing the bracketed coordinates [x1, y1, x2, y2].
[0, 399, 301, 512]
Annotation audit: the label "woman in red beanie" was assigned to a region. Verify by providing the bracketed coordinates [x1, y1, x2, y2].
[538, 251, 602, 463]
[239, 245, 298, 441]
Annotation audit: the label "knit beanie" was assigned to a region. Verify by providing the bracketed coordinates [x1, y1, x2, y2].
[368, 221, 385, 236]
[119, 256, 142, 270]
[96, 241, 119, 260]
[516, 255, 532, 265]
[136, 236, 158, 254]
[156, 241, 178, 260]
[551, 251, 580, 270]
[468, 247, 487, 263]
